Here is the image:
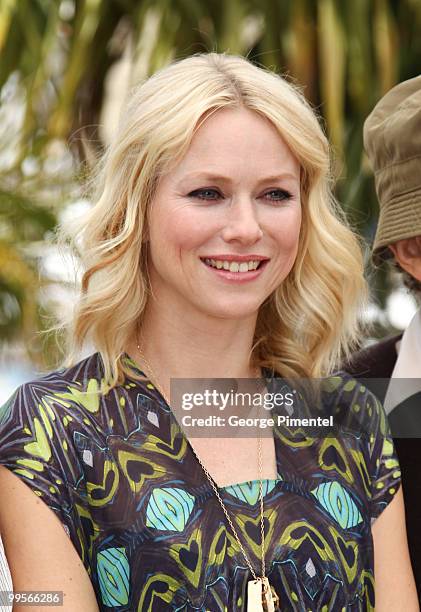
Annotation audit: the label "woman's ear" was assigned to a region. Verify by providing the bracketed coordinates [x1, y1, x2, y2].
[389, 237, 421, 281]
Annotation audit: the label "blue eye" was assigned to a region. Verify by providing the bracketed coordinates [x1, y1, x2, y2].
[188, 188, 222, 200]
[263, 189, 293, 202]
[187, 187, 293, 202]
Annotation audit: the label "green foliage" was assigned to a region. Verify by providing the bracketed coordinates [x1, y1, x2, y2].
[1, 0, 420, 360]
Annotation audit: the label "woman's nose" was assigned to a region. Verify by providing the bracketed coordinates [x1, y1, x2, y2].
[220, 196, 263, 244]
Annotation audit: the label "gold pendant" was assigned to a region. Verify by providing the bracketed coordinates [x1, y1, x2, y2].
[247, 579, 264, 611]
[261, 577, 279, 612]
[270, 585, 280, 611]
[247, 577, 280, 612]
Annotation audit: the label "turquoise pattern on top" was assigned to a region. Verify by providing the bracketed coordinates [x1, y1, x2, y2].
[97, 546, 130, 607]
[224, 477, 280, 505]
[146, 486, 196, 531]
[311, 481, 364, 529]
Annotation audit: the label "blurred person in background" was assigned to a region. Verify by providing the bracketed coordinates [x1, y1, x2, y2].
[345, 75, 421, 600]
[0, 54, 417, 611]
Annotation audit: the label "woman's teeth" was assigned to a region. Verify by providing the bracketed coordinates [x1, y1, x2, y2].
[203, 258, 261, 272]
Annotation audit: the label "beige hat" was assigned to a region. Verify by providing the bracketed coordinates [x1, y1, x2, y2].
[363, 75, 421, 263]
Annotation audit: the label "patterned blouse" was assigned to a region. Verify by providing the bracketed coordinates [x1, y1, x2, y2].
[0, 353, 400, 611]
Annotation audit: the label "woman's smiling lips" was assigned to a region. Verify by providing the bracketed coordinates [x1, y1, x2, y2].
[200, 254, 270, 283]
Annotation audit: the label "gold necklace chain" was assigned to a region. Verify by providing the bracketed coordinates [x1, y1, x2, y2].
[135, 342, 267, 582]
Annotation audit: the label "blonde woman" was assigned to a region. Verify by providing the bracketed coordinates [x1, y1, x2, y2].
[0, 54, 417, 611]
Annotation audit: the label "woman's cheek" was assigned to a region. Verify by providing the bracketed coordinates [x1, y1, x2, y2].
[275, 211, 301, 254]
[170, 213, 216, 252]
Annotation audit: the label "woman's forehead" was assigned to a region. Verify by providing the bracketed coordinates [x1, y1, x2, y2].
[170, 107, 301, 182]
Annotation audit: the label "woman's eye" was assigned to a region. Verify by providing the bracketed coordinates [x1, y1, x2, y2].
[188, 188, 222, 200]
[263, 189, 293, 202]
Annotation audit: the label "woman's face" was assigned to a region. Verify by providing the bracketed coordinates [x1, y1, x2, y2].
[146, 107, 302, 321]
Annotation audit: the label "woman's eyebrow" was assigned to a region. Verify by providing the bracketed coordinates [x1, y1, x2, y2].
[177, 171, 300, 185]
[255, 173, 300, 184]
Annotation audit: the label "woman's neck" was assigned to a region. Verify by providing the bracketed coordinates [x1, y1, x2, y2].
[126, 299, 260, 392]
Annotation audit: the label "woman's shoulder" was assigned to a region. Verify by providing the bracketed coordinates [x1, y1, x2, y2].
[321, 370, 401, 519]
[0, 353, 113, 554]
[321, 370, 388, 425]
[271, 369, 388, 431]
[0, 351, 126, 486]
[0, 352, 109, 428]
[21, 351, 105, 391]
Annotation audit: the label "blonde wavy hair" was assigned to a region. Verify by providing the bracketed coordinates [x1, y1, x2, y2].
[58, 52, 367, 392]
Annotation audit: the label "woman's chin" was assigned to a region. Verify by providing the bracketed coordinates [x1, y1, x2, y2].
[198, 300, 263, 320]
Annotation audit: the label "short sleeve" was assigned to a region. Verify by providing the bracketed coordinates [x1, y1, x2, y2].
[367, 391, 402, 522]
[0, 382, 77, 542]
